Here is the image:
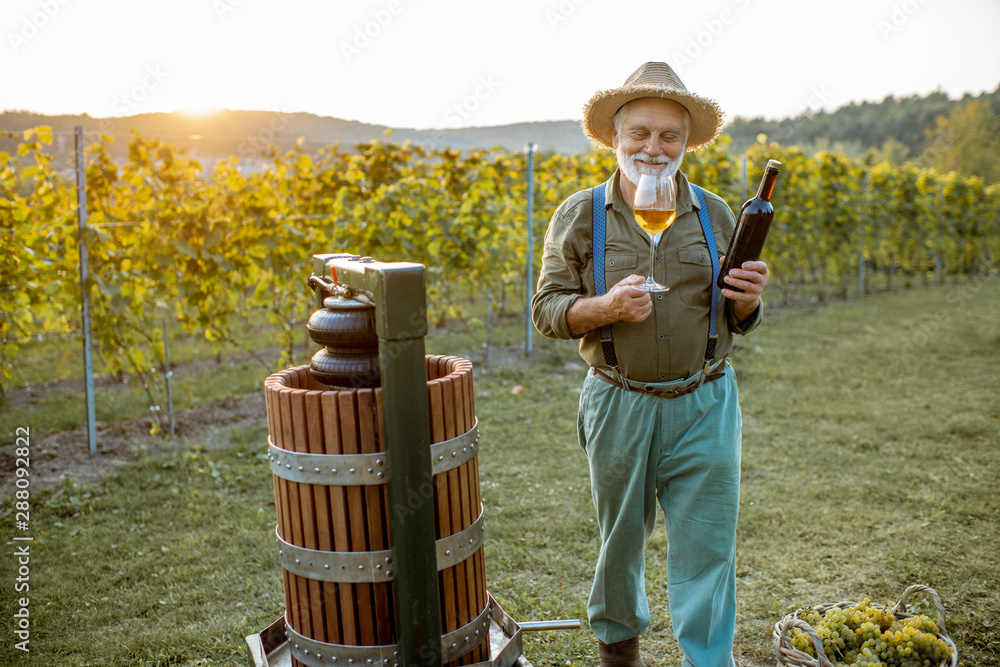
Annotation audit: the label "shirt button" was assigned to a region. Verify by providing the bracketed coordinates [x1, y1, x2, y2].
[655, 253, 661, 259]
[658, 334, 664, 340]
[659, 374, 666, 380]
[657, 294, 663, 300]
[608, 260, 615, 266]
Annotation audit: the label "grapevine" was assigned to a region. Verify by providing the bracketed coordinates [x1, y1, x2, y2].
[2, 125, 998, 405]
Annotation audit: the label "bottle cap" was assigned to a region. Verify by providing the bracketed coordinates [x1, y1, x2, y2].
[766, 159, 782, 170]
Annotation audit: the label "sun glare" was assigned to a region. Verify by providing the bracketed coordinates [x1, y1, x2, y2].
[179, 106, 224, 117]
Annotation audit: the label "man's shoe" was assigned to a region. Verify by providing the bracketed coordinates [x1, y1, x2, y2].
[598, 637, 644, 667]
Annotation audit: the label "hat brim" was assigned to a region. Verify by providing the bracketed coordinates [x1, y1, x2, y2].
[582, 85, 724, 151]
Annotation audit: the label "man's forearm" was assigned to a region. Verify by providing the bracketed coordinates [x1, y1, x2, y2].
[566, 294, 614, 337]
[566, 274, 654, 336]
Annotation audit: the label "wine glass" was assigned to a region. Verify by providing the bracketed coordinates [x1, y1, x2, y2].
[632, 172, 677, 292]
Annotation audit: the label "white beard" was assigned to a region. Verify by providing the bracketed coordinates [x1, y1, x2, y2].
[616, 146, 683, 187]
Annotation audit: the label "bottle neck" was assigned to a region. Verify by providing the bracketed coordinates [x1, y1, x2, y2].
[756, 168, 779, 201]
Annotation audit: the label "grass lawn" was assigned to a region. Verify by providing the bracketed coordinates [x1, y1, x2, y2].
[1, 278, 998, 666]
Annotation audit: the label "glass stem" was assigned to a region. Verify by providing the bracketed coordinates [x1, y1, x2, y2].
[649, 235, 657, 285]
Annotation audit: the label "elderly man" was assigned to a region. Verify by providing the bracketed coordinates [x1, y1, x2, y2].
[531, 62, 769, 667]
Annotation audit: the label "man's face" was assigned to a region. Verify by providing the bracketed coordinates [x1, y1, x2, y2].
[613, 98, 689, 187]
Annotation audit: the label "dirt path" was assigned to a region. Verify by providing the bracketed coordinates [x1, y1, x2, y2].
[0, 391, 268, 496]
[0, 338, 549, 496]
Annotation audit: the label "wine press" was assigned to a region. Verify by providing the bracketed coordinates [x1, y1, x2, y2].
[245, 253, 578, 667]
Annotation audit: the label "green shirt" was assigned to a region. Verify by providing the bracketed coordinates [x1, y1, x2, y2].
[531, 168, 762, 383]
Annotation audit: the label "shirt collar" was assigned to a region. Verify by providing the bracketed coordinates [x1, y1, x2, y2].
[604, 168, 698, 216]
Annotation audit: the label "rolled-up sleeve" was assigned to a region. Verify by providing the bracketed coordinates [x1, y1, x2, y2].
[531, 195, 592, 340]
[726, 299, 763, 335]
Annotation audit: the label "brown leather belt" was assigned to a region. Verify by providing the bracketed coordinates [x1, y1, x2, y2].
[593, 362, 727, 400]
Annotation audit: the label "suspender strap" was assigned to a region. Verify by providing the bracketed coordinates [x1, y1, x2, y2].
[591, 185, 619, 368]
[591, 182, 721, 373]
[690, 184, 721, 363]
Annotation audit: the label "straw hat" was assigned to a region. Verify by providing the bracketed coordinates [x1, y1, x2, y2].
[582, 61, 724, 151]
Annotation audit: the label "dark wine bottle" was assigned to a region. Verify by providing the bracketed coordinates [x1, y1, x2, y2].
[717, 159, 781, 292]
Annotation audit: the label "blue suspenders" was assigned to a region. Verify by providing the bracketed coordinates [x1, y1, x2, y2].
[692, 184, 721, 363]
[591, 184, 620, 368]
[591, 182, 720, 374]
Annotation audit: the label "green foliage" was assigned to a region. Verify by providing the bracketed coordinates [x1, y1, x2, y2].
[922, 99, 1000, 183]
[2, 126, 999, 403]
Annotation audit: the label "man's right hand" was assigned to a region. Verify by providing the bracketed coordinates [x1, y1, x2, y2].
[566, 274, 652, 336]
[605, 274, 653, 323]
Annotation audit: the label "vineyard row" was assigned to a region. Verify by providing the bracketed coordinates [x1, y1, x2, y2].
[2, 126, 999, 398]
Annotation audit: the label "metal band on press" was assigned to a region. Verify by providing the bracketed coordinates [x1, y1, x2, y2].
[268, 420, 479, 486]
[276, 506, 485, 584]
[284, 598, 491, 667]
[429, 419, 480, 475]
[268, 437, 387, 485]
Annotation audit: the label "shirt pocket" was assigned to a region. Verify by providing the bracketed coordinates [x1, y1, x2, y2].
[676, 241, 717, 306]
[602, 251, 638, 292]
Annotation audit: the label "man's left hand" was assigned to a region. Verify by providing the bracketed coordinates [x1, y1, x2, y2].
[721, 259, 768, 322]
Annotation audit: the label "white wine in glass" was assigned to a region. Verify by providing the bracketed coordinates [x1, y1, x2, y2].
[633, 173, 677, 292]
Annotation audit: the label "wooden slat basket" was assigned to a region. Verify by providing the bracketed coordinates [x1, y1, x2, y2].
[773, 584, 958, 667]
[264, 355, 488, 667]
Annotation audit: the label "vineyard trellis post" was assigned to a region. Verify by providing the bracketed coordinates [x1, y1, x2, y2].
[525, 142, 537, 357]
[162, 320, 175, 439]
[859, 174, 869, 298]
[740, 155, 748, 203]
[935, 187, 945, 285]
[75, 125, 97, 455]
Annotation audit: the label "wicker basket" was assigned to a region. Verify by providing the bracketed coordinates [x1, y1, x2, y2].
[772, 584, 958, 667]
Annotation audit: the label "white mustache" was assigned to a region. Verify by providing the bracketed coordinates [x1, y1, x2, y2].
[630, 152, 671, 164]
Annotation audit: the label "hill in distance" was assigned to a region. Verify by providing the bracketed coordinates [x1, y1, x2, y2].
[0, 109, 594, 161]
[2, 84, 997, 163]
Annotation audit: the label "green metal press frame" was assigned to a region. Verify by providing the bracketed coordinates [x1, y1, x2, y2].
[311, 253, 442, 667]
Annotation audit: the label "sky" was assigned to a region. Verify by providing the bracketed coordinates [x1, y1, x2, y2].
[3, 0, 1000, 131]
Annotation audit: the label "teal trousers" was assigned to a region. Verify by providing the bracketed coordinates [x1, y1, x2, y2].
[577, 361, 741, 667]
